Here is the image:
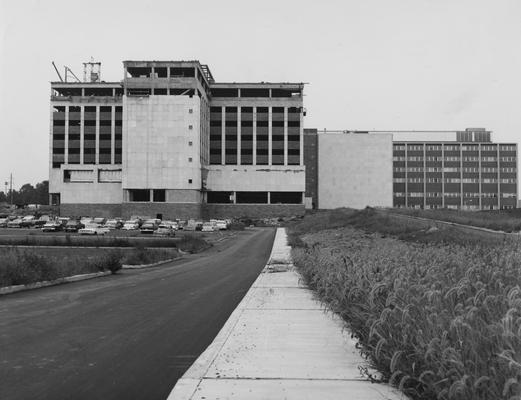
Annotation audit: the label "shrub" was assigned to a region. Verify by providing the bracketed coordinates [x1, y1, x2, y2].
[103, 250, 123, 274]
[122, 246, 179, 266]
[228, 221, 246, 230]
[177, 234, 210, 253]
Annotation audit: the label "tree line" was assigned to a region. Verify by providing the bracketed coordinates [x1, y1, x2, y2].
[0, 181, 49, 205]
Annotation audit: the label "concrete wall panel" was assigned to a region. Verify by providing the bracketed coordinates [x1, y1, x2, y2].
[206, 166, 305, 192]
[123, 96, 201, 190]
[318, 133, 393, 209]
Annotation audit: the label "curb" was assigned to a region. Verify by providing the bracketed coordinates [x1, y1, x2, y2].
[0, 271, 112, 296]
[122, 258, 178, 269]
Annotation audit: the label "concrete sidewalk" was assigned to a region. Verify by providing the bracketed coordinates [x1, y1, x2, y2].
[168, 228, 405, 400]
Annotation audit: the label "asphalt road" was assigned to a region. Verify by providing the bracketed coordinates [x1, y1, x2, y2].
[0, 227, 276, 400]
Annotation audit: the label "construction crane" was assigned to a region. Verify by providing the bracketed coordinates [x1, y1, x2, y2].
[51, 61, 81, 82]
[64, 66, 81, 82]
[52, 61, 63, 82]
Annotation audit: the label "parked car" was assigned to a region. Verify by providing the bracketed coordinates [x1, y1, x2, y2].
[104, 219, 123, 230]
[33, 215, 50, 228]
[65, 220, 85, 233]
[7, 218, 23, 228]
[41, 221, 63, 232]
[92, 217, 106, 225]
[20, 215, 36, 228]
[154, 223, 175, 237]
[79, 223, 108, 235]
[57, 217, 70, 228]
[122, 220, 140, 230]
[0, 218, 7, 228]
[201, 222, 215, 232]
[215, 220, 228, 230]
[140, 220, 159, 234]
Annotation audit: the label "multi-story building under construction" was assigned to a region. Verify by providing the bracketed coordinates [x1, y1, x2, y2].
[49, 60, 517, 218]
[49, 60, 305, 219]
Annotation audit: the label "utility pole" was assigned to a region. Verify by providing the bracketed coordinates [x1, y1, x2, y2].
[9, 173, 13, 206]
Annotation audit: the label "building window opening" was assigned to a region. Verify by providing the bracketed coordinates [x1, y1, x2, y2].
[85, 87, 113, 96]
[155, 67, 168, 78]
[240, 88, 269, 98]
[154, 88, 168, 95]
[169, 88, 194, 96]
[129, 189, 150, 202]
[50, 193, 60, 206]
[211, 88, 238, 97]
[270, 192, 302, 204]
[126, 67, 152, 78]
[153, 189, 166, 202]
[127, 88, 151, 96]
[170, 67, 195, 77]
[236, 191, 268, 204]
[207, 191, 233, 204]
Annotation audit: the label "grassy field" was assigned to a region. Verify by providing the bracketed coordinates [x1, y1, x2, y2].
[288, 208, 513, 247]
[0, 233, 211, 288]
[0, 230, 213, 251]
[390, 207, 521, 233]
[288, 209, 521, 400]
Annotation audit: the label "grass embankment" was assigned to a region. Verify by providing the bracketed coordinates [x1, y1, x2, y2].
[0, 234, 210, 288]
[391, 208, 521, 233]
[0, 234, 180, 247]
[289, 208, 521, 400]
[0, 248, 123, 287]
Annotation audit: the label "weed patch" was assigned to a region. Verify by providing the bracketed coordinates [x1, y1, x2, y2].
[289, 212, 521, 400]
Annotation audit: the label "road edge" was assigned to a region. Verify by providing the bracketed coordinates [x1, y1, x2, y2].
[0, 271, 112, 296]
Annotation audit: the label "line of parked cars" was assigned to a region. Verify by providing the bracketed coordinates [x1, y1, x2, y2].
[0, 214, 231, 236]
[0, 214, 52, 229]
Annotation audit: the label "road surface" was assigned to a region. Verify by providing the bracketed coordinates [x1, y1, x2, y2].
[0, 228, 276, 400]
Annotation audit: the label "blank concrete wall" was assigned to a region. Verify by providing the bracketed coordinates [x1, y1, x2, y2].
[123, 95, 201, 190]
[206, 165, 305, 192]
[318, 133, 393, 209]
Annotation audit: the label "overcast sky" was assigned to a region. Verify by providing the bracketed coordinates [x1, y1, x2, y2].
[1, 0, 520, 189]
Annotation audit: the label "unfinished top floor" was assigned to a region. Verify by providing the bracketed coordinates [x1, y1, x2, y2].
[51, 60, 305, 102]
[51, 82, 123, 101]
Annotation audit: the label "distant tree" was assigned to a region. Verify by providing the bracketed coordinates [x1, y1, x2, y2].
[19, 183, 36, 204]
[2, 180, 49, 206]
[35, 181, 49, 205]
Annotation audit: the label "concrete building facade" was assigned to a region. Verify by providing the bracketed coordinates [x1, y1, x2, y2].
[302, 128, 517, 211]
[50, 60, 306, 219]
[317, 131, 393, 209]
[49, 61, 517, 217]
[390, 128, 517, 210]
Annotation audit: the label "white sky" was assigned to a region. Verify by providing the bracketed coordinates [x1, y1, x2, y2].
[1, 0, 520, 189]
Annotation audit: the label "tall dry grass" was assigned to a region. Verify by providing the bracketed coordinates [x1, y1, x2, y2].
[293, 227, 521, 399]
